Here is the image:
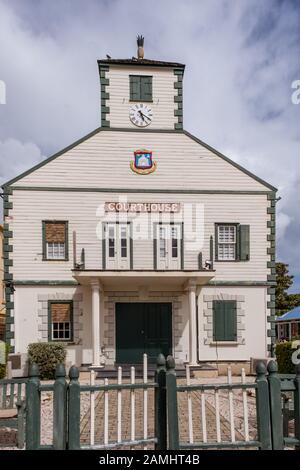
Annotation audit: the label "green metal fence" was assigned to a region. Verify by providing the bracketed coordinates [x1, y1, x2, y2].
[23, 356, 300, 450]
[25, 355, 166, 450]
[0, 377, 26, 448]
[165, 357, 300, 450]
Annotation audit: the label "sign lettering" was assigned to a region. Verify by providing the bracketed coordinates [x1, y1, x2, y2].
[105, 202, 181, 213]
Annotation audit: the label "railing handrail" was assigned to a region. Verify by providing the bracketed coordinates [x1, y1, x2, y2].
[0, 378, 28, 385]
[177, 383, 257, 392]
[79, 382, 157, 392]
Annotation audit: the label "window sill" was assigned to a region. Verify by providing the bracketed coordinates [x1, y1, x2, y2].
[209, 341, 239, 347]
[43, 258, 69, 262]
[51, 341, 75, 345]
[129, 100, 153, 103]
[215, 259, 239, 263]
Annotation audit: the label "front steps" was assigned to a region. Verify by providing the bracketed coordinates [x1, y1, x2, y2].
[190, 364, 218, 378]
[80, 362, 219, 379]
[94, 364, 188, 379]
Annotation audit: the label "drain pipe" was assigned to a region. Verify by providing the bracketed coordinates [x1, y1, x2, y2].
[196, 299, 200, 364]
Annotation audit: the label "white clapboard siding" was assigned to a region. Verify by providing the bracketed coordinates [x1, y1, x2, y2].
[199, 285, 268, 361]
[12, 131, 270, 191]
[10, 191, 268, 281]
[107, 66, 177, 129]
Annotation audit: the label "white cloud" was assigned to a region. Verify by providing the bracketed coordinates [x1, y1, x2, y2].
[0, 138, 44, 184]
[277, 211, 293, 241]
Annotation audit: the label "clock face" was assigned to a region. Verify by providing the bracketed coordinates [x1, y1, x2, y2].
[129, 104, 153, 127]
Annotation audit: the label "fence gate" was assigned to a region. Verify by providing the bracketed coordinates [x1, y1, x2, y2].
[25, 355, 167, 450]
[165, 357, 300, 450]
[24, 356, 300, 450]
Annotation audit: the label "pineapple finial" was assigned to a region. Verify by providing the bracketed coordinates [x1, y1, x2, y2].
[137, 35, 144, 59]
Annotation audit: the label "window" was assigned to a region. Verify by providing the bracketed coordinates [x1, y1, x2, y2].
[49, 301, 73, 342]
[217, 225, 236, 260]
[213, 300, 237, 342]
[108, 225, 115, 258]
[120, 226, 127, 258]
[215, 223, 250, 261]
[171, 226, 178, 258]
[130, 75, 152, 101]
[159, 227, 166, 258]
[47, 242, 65, 259]
[43, 221, 68, 260]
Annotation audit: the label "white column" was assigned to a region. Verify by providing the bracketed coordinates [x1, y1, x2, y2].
[91, 281, 101, 366]
[188, 286, 198, 365]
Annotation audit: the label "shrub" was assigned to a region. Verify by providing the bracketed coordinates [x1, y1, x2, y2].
[28, 342, 66, 380]
[0, 343, 10, 379]
[275, 341, 298, 374]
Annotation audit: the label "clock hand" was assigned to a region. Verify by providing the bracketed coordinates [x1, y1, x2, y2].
[138, 110, 145, 121]
[140, 111, 150, 120]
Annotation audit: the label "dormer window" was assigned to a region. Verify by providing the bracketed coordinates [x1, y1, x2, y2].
[129, 75, 152, 102]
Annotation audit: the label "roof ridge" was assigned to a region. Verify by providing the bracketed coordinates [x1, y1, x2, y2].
[98, 58, 185, 68]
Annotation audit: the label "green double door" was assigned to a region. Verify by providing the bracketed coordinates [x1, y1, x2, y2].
[115, 302, 172, 364]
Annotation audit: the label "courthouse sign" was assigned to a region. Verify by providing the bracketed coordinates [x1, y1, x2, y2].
[105, 202, 181, 213]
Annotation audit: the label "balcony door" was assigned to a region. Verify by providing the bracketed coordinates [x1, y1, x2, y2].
[156, 223, 182, 270]
[105, 223, 131, 270]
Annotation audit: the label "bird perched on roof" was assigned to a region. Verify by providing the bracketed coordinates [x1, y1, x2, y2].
[106, 54, 111, 59]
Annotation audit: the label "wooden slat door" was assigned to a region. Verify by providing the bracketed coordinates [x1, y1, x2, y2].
[115, 303, 172, 364]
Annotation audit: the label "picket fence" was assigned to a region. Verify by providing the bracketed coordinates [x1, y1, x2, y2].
[1, 354, 300, 450]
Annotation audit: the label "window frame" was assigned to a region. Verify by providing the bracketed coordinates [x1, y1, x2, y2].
[215, 223, 239, 262]
[129, 75, 153, 102]
[42, 220, 69, 261]
[153, 222, 184, 270]
[48, 300, 73, 342]
[102, 221, 133, 270]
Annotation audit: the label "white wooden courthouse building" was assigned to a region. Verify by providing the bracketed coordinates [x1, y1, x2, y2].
[3, 39, 277, 376]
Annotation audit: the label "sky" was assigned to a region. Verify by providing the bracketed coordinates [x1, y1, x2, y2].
[0, 0, 299, 290]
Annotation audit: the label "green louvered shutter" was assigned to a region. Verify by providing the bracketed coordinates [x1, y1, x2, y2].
[239, 225, 250, 261]
[213, 300, 237, 341]
[213, 301, 224, 341]
[141, 76, 152, 101]
[130, 76, 141, 100]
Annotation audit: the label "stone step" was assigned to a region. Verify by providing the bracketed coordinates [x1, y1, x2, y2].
[89, 364, 189, 379]
[190, 363, 218, 378]
[80, 363, 219, 379]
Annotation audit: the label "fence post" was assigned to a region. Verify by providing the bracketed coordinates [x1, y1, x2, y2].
[294, 363, 300, 450]
[166, 355, 179, 450]
[155, 353, 167, 450]
[53, 363, 68, 449]
[255, 361, 272, 450]
[68, 365, 81, 449]
[26, 363, 41, 450]
[267, 360, 284, 450]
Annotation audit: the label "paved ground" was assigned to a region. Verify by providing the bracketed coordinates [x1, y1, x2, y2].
[80, 380, 244, 449]
[0, 376, 256, 449]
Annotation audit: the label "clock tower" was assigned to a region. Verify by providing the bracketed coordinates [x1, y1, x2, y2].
[98, 37, 185, 130]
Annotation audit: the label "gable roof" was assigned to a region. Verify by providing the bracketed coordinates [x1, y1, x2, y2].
[2, 127, 277, 191]
[276, 306, 300, 321]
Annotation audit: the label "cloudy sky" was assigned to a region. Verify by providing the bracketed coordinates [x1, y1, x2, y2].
[0, 0, 299, 290]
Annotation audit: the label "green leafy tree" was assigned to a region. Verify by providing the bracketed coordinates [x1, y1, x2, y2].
[276, 262, 300, 316]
